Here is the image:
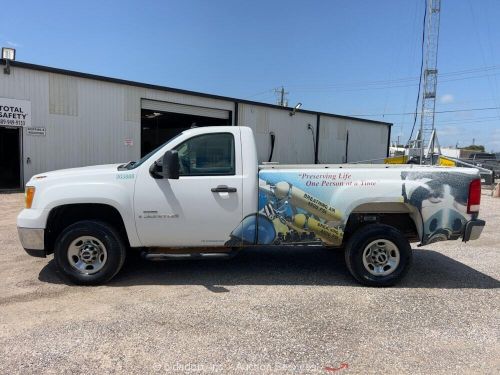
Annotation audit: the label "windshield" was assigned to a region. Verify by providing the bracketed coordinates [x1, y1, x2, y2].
[119, 132, 184, 170]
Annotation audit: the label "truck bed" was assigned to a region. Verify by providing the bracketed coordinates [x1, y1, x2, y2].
[257, 163, 479, 246]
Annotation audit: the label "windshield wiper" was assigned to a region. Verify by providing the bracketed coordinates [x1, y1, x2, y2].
[118, 161, 136, 170]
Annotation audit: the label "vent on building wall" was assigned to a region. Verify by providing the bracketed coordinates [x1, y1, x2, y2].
[49, 74, 78, 116]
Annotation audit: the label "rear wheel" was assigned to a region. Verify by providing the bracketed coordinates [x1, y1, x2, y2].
[54, 220, 126, 285]
[344, 224, 412, 287]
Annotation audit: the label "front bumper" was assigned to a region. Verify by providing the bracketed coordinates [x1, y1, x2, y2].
[17, 227, 46, 257]
[462, 219, 485, 242]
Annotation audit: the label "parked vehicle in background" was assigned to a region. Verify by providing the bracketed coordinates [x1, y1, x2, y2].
[465, 153, 500, 179]
[17, 127, 485, 287]
[468, 152, 497, 161]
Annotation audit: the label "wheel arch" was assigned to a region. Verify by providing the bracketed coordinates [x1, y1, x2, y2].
[45, 203, 131, 254]
[344, 202, 423, 245]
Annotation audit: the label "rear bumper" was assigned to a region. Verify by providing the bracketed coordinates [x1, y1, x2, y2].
[462, 219, 485, 242]
[17, 227, 46, 257]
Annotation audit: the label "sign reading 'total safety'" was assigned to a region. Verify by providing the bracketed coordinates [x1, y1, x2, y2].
[0, 97, 31, 127]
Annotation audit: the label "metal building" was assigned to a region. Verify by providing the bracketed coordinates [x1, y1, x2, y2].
[0, 59, 392, 190]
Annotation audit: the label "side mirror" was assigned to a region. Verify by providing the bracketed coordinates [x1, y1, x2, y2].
[161, 150, 179, 179]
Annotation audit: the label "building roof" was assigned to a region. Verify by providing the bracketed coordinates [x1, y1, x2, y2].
[1, 59, 392, 127]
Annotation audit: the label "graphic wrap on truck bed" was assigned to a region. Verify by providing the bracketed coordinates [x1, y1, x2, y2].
[225, 168, 476, 247]
[401, 170, 477, 243]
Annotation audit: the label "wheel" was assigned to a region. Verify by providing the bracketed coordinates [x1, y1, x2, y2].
[344, 224, 412, 287]
[54, 220, 126, 285]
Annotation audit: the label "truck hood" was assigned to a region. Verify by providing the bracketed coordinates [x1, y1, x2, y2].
[25, 163, 137, 211]
[31, 163, 123, 180]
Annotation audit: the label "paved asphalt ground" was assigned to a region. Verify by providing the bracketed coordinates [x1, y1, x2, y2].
[0, 192, 499, 374]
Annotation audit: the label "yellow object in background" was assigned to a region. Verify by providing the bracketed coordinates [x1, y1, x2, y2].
[437, 156, 456, 167]
[384, 155, 408, 164]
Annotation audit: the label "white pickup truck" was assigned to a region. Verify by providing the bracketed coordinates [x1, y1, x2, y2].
[17, 126, 485, 286]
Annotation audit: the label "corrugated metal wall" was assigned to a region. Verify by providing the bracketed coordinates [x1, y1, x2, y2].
[238, 103, 317, 164]
[318, 116, 389, 164]
[0, 65, 390, 185]
[0, 68, 235, 184]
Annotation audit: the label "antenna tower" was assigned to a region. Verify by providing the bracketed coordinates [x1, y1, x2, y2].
[416, 0, 442, 164]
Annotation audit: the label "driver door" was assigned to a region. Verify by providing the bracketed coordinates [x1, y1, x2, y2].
[134, 130, 243, 247]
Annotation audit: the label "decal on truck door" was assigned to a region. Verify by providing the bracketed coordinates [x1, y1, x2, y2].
[225, 169, 475, 247]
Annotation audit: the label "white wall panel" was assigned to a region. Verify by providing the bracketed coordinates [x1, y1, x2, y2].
[49, 74, 78, 116]
[346, 120, 388, 163]
[318, 116, 389, 164]
[318, 116, 348, 163]
[238, 104, 317, 164]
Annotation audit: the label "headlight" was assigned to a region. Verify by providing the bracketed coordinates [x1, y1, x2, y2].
[25, 186, 36, 209]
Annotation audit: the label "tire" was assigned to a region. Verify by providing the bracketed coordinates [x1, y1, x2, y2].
[344, 224, 412, 287]
[54, 220, 126, 285]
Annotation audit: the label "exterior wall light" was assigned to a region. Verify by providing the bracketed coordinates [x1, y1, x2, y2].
[289, 102, 302, 116]
[2, 47, 16, 74]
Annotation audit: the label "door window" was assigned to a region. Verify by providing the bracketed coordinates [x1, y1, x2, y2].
[175, 133, 235, 176]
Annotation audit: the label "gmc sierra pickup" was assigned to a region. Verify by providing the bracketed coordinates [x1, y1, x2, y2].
[17, 126, 485, 286]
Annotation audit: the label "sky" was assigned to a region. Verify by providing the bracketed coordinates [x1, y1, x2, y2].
[1, 0, 499, 151]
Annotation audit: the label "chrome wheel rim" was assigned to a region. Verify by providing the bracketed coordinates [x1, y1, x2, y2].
[67, 236, 107, 275]
[362, 239, 400, 276]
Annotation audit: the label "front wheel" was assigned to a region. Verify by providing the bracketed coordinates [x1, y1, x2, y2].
[54, 220, 126, 285]
[344, 224, 412, 287]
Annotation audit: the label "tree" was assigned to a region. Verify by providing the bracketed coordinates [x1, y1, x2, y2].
[459, 145, 485, 152]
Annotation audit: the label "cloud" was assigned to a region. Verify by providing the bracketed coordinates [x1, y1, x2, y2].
[6, 41, 20, 47]
[440, 94, 454, 104]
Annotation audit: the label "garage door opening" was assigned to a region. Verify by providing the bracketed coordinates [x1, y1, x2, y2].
[141, 100, 231, 157]
[0, 127, 21, 190]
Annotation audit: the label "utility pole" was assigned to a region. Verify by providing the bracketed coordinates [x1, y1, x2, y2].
[417, 0, 441, 164]
[274, 86, 289, 107]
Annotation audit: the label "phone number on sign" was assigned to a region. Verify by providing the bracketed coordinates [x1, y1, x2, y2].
[0, 119, 25, 126]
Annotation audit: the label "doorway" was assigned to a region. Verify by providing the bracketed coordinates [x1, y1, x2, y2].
[140, 100, 231, 157]
[0, 127, 22, 190]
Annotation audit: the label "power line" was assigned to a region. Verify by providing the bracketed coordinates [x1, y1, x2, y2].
[407, 0, 428, 143]
[468, 0, 500, 119]
[348, 106, 500, 117]
[244, 65, 500, 99]
[398, 0, 421, 142]
[289, 72, 500, 93]
[437, 115, 500, 124]
[286, 65, 500, 91]
[244, 89, 275, 99]
[438, 118, 500, 125]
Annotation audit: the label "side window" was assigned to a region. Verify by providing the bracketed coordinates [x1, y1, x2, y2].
[174, 133, 235, 176]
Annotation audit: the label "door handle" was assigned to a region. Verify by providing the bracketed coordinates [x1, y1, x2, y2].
[211, 185, 237, 193]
